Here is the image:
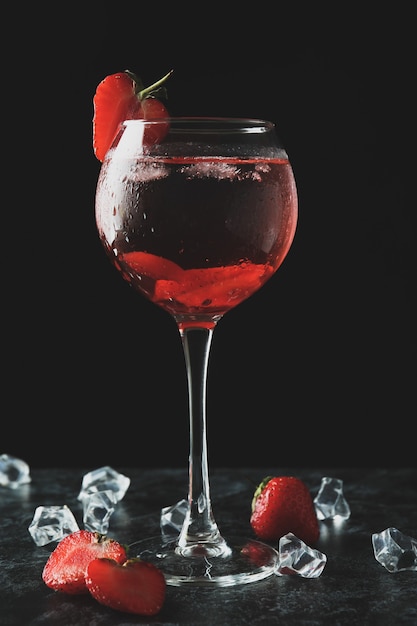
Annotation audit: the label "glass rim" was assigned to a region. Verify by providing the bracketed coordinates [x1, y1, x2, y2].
[122, 117, 275, 134]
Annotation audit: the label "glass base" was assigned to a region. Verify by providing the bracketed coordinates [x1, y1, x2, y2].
[129, 535, 278, 587]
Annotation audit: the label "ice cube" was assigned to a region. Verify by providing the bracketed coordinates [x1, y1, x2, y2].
[82, 490, 118, 534]
[0, 454, 31, 489]
[372, 527, 417, 572]
[160, 499, 188, 541]
[314, 476, 351, 520]
[28, 505, 79, 546]
[275, 532, 327, 578]
[77, 466, 130, 503]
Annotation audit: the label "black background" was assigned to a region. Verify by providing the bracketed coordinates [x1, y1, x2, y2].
[4, 6, 414, 470]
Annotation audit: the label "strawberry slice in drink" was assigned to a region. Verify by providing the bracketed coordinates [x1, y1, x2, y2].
[154, 262, 274, 311]
[124, 250, 185, 282]
[118, 251, 274, 315]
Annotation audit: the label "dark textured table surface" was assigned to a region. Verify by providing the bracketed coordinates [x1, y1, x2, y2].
[1, 467, 416, 625]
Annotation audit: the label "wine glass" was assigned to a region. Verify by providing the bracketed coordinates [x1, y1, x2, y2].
[95, 117, 298, 586]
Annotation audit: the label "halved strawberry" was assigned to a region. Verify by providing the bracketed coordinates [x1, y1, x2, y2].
[86, 557, 166, 616]
[42, 530, 127, 595]
[93, 69, 173, 161]
[250, 476, 320, 545]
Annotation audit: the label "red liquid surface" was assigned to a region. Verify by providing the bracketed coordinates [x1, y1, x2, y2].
[96, 156, 297, 327]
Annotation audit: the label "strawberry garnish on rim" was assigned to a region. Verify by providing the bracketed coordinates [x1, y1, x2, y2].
[92, 68, 173, 162]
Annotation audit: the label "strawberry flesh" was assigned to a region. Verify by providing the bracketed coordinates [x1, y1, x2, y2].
[86, 558, 166, 616]
[42, 530, 127, 594]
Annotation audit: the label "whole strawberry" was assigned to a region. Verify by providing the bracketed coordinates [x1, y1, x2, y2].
[250, 476, 319, 545]
[42, 529, 127, 594]
[93, 68, 173, 161]
[86, 557, 166, 616]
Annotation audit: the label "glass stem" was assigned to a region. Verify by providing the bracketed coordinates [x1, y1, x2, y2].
[176, 326, 230, 558]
